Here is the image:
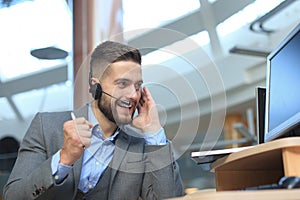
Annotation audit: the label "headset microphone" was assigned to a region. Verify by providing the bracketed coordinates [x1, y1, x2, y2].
[102, 91, 131, 106]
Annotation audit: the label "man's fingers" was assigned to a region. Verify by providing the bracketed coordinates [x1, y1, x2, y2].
[80, 137, 91, 148]
[143, 87, 153, 101]
[76, 124, 93, 132]
[77, 129, 92, 137]
[69, 117, 92, 148]
[73, 117, 93, 127]
[72, 117, 85, 123]
[75, 125, 92, 147]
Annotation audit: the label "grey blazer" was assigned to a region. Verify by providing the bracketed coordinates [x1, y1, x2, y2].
[3, 105, 184, 200]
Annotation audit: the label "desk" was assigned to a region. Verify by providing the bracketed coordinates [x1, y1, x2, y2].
[167, 189, 300, 200]
[168, 137, 300, 199]
[211, 137, 300, 191]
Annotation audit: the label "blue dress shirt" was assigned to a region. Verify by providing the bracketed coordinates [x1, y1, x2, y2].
[51, 106, 167, 193]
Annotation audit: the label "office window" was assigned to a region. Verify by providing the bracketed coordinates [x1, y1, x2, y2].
[0, 0, 72, 121]
[0, 0, 72, 81]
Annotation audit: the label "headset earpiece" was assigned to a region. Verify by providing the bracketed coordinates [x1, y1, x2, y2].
[89, 71, 102, 100]
[94, 83, 102, 100]
[89, 83, 102, 100]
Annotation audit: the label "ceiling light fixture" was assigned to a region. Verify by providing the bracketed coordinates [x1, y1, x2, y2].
[30, 46, 68, 60]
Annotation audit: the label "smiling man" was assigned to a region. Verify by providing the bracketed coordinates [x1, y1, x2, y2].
[3, 41, 184, 200]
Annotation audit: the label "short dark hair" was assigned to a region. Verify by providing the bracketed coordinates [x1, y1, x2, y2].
[90, 41, 141, 79]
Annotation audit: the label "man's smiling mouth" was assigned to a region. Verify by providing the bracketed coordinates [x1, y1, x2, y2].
[117, 101, 132, 108]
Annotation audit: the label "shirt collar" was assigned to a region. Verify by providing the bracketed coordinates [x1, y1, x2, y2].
[88, 103, 98, 126]
[87, 103, 120, 142]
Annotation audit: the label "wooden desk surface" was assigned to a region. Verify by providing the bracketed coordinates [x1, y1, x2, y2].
[211, 137, 300, 172]
[167, 189, 300, 200]
[210, 137, 300, 190]
[180, 137, 300, 198]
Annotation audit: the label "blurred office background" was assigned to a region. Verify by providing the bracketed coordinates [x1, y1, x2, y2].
[0, 0, 300, 196]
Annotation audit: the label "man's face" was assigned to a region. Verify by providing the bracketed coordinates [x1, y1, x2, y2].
[98, 60, 143, 124]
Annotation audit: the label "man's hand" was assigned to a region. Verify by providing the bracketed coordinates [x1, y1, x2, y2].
[131, 87, 162, 133]
[60, 117, 93, 166]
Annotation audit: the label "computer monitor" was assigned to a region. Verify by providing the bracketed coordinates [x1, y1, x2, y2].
[265, 23, 300, 142]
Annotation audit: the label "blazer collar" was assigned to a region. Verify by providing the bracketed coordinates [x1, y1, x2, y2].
[73, 103, 89, 119]
[72, 104, 88, 196]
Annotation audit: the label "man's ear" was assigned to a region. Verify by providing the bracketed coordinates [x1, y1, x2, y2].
[91, 77, 99, 85]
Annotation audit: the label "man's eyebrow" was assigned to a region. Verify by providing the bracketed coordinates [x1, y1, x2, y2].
[114, 78, 143, 83]
[114, 78, 131, 83]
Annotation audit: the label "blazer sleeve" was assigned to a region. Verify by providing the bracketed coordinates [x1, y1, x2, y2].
[141, 142, 184, 200]
[3, 112, 74, 200]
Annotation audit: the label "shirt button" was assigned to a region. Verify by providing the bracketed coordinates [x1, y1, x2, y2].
[88, 184, 93, 189]
[96, 162, 99, 165]
[54, 175, 59, 180]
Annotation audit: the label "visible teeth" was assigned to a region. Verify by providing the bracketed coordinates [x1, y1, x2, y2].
[118, 102, 131, 108]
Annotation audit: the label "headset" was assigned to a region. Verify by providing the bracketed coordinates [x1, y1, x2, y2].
[88, 71, 131, 106]
[89, 71, 102, 100]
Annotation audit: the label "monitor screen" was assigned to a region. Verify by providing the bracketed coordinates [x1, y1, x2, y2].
[265, 23, 300, 142]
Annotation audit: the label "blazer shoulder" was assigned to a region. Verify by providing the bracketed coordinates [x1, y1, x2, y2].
[28, 111, 72, 137]
[34, 110, 72, 122]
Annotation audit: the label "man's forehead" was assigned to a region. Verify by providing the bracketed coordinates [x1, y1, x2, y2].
[109, 61, 142, 75]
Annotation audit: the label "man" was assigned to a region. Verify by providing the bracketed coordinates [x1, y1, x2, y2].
[3, 41, 184, 199]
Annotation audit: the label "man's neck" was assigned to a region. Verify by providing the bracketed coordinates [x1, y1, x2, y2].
[91, 101, 117, 139]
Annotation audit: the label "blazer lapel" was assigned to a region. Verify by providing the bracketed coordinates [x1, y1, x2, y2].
[109, 130, 130, 189]
[73, 105, 131, 195]
[71, 104, 89, 197]
[73, 156, 84, 192]
[74, 103, 89, 119]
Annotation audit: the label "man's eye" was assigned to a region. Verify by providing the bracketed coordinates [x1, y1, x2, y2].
[135, 82, 143, 89]
[117, 81, 129, 88]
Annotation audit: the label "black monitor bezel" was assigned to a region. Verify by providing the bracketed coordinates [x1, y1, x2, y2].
[256, 86, 266, 144]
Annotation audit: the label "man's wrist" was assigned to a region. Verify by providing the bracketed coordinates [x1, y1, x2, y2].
[141, 124, 162, 133]
[144, 127, 167, 145]
[51, 150, 72, 184]
[59, 148, 74, 166]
